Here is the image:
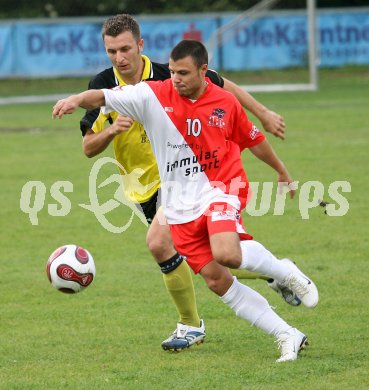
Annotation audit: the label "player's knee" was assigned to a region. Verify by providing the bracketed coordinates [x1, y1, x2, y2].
[205, 276, 222, 294]
[204, 273, 233, 296]
[146, 234, 163, 257]
[146, 232, 173, 261]
[213, 248, 242, 268]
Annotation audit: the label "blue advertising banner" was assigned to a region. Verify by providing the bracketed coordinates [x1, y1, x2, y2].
[220, 13, 309, 71]
[0, 24, 14, 78]
[0, 9, 368, 79]
[319, 10, 369, 67]
[4, 17, 219, 78]
[13, 22, 109, 77]
[138, 17, 220, 67]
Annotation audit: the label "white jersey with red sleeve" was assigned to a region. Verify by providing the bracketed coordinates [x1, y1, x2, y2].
[102, 78, 265, 224]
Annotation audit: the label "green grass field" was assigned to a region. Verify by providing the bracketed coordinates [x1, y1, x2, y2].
[0, 68, 368, 389]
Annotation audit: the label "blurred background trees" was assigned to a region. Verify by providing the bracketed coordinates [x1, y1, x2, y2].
[0, 0, 366, 19]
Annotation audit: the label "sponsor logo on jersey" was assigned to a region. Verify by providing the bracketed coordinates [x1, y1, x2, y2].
[139, 125, 150, 144]
[249, 124, 260, 139]
[208, 108, 226, 129]
[166, 149, 220, 177]
[211, 210, 238, 222]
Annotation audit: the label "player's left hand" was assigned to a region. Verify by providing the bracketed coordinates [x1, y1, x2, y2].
[52, 96, 80, 119]
[277, 170, 296, 199]
[260, 109, 286, 140]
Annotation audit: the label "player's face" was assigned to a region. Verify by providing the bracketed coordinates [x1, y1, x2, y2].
[169, 56, 208, 100]
[104, 31, 144, 82]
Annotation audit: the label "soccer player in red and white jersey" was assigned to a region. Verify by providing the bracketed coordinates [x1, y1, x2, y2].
[53, 40, 319, 362]
[81, 14, 297, 353]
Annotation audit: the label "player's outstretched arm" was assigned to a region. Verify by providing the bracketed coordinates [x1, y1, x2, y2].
[223, 78, 285, 140]
[52, 90, 105, 119]
[249, 139, 295, 199]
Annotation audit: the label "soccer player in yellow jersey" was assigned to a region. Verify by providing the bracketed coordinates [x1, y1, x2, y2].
[79, 14, 297, 351]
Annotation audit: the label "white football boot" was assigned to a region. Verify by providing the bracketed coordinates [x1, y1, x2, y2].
[279, 259, 319, 308]
[267, 258, 302, 306]
[276, 328, 308, 363]
[161, 320, 206, 351]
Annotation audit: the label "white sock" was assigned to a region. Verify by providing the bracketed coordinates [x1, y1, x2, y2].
[221, 277, 292, 337]
[239, 240, 290, 282]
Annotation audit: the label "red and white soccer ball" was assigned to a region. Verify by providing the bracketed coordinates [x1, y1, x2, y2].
[46, 244, 96, 294]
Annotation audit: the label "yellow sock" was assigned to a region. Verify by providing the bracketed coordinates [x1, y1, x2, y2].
[162, 260, 201, 327]
[230, 269, 269, 280]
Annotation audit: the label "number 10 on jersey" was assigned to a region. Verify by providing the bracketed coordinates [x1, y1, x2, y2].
[186, 118, 202, 137]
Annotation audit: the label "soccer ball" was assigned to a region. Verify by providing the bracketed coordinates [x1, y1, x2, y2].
[46, 244, 96, 294]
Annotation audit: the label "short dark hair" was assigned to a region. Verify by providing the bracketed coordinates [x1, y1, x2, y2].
[170, 40, 208, 68]
[102, 14, 141, 41]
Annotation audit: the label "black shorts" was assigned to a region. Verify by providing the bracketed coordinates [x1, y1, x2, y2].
[138, 191, 159, 224]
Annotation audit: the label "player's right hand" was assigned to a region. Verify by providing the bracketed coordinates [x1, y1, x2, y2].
[109, 115, 134, 135]
[52, 95, 80, 119]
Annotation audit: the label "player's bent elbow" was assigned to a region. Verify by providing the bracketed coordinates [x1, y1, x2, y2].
[82, 144, 96, 158]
